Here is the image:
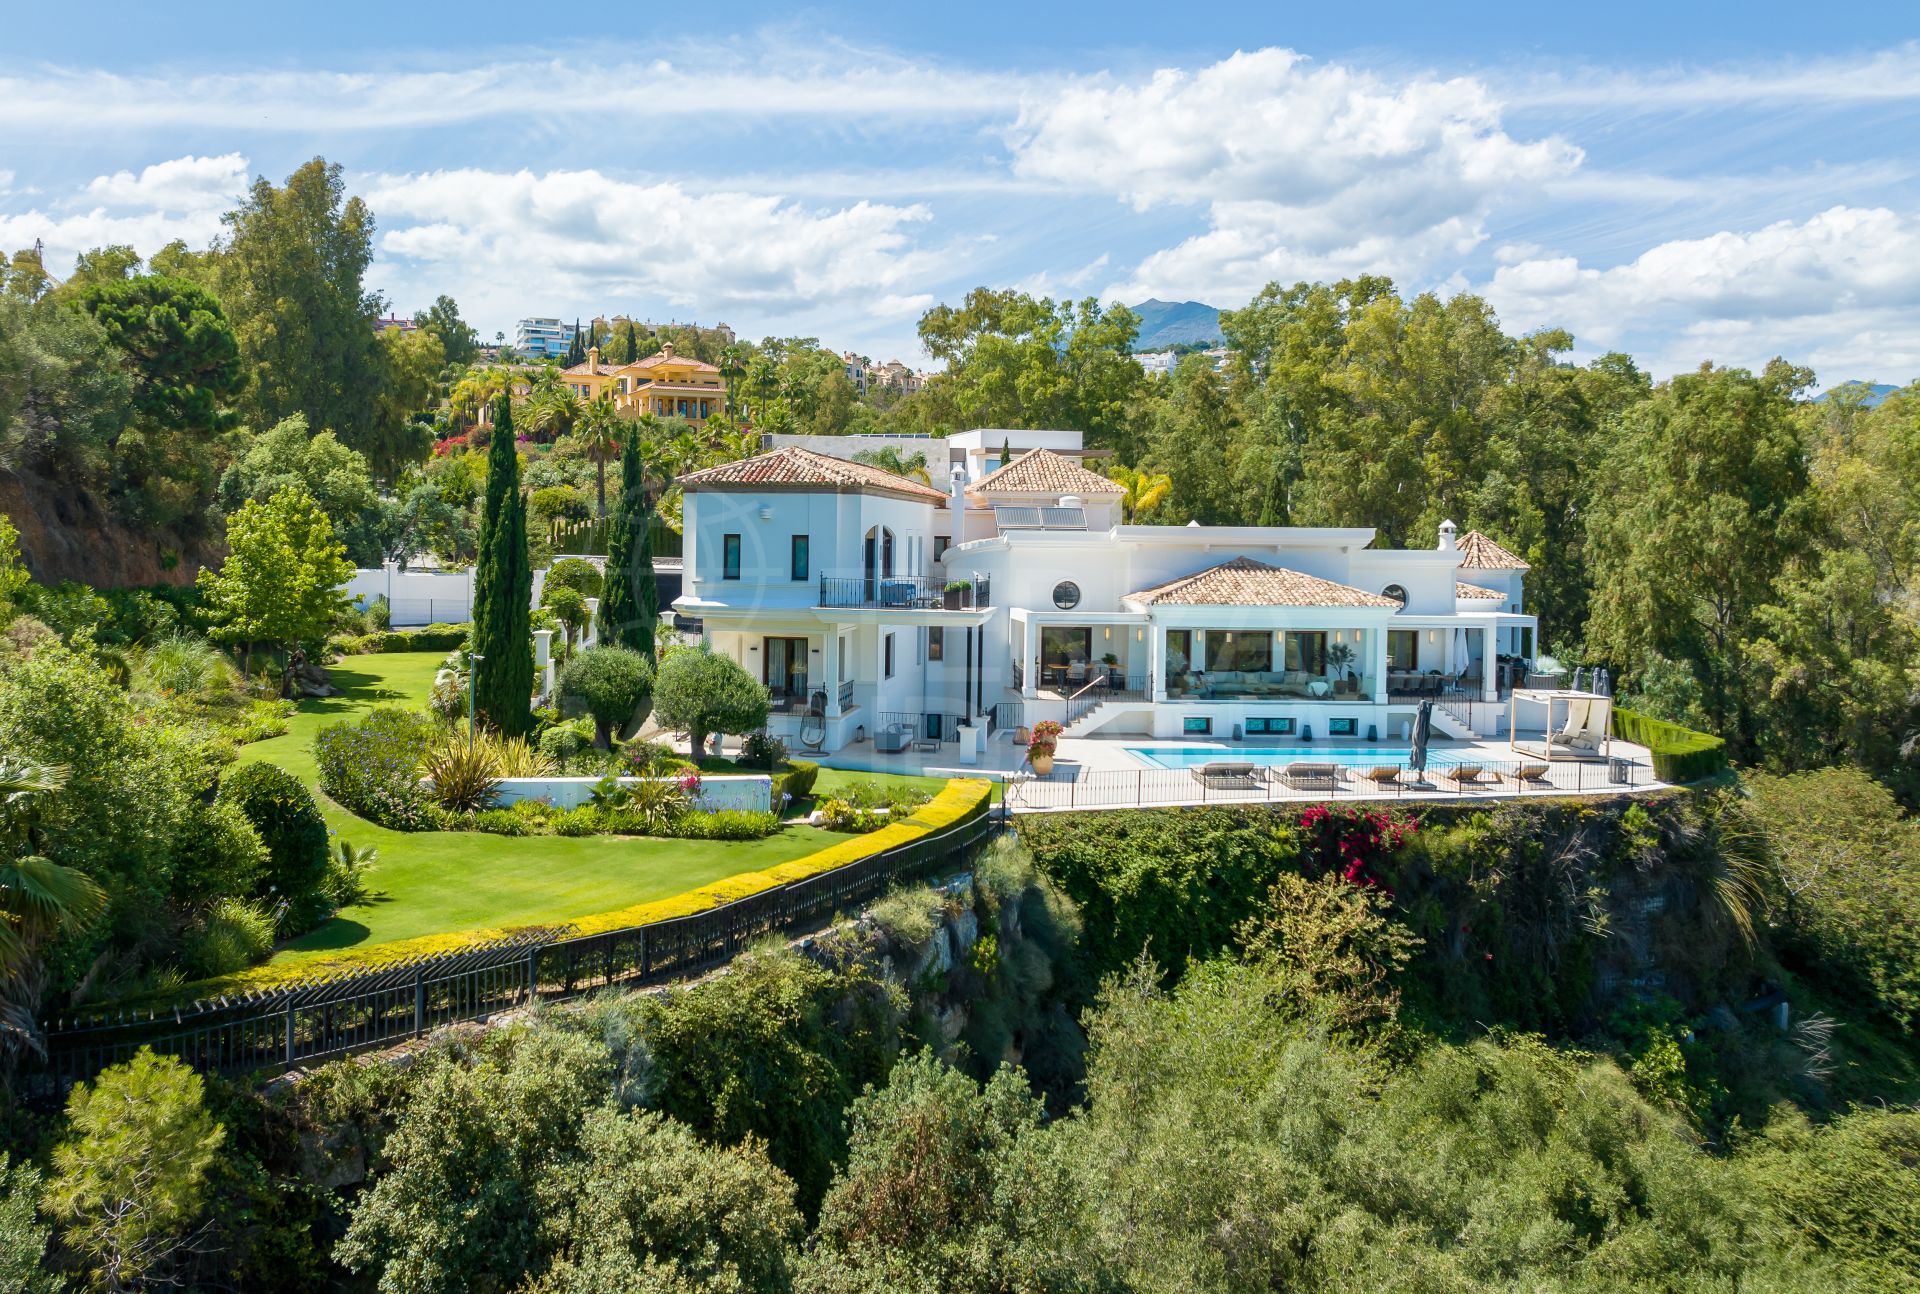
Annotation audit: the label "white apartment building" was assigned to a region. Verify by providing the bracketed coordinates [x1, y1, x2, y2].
[674, 430, 1537, 756]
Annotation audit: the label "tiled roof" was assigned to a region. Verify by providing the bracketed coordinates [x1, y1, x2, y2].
[1455, 581, 1506, 600]
[1127, 557, 1402, 608]
[1456, 529, 1530, 570]
[678, 446, 948, 502]
[967, 448, 1124, 497]
[630, 351, 721, 374]
[560, 360, 618, 376]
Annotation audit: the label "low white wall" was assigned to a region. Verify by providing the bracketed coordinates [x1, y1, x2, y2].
[346, 564, 475, 626]
[490, 773, 774, 813]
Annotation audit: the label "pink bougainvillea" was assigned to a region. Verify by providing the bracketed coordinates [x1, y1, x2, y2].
[1298, 803, 1416, 890]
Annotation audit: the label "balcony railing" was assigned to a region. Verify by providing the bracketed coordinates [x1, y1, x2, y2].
[817, 574, 990, 611]
[1162, 672, 1379, 704]
[1066, 672, 1150, 725]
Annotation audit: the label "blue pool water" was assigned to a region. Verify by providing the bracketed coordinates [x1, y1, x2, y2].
[1127, 746, 1436, 770]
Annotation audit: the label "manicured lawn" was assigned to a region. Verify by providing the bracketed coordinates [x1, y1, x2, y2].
[237, 652, 840, 962]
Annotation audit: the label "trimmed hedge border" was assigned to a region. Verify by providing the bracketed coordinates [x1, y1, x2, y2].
[178, 777, 993, 995]
[333, 623, 470, 655]
[1611, 707, 1728, 783]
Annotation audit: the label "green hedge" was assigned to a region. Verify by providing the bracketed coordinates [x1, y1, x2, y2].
[773, 760, 820, 804]
[335, 624, 470, 655]
[1611, 707, 1728, 782]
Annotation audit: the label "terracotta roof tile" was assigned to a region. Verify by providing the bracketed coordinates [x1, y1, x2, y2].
[967, 448, 1123, 498]
[630, 351, 721, 374]
[1455, 581, 1506, 600]
[678, 446, 948, 502]
[1127, 557, 1402, 608]
[1456, 530, 1530, 570]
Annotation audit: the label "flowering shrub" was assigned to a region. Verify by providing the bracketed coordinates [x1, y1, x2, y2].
[1298, 804, 1416, 889]
[1027, 719, 1064, 763]
[433, 434, 468, 457]
[315, 707, 441, 831]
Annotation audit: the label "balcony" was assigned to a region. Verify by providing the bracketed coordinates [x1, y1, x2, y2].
[817, 574, 991, 611]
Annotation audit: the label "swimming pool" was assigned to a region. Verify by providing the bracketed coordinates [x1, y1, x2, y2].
[1126, 746, 1440, 770]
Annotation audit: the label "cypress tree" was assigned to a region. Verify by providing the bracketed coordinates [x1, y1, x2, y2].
[597, 426, 660, 657]
[617, 320, 638, 364]
[471, 394, 535, 735]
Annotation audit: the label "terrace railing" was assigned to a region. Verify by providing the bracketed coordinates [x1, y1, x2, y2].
[818, 574, 990, 611]
[1065, 672, 1151, 726]
[23, 806, 996, 1103]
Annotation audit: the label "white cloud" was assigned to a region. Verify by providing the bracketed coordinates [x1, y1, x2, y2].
[365, 167, 951, 328]
[1006, 48, 1580, 302]
[83, 153, 248, 211]
[1485, 206, 1920, 380]
[1506, 42, 1920, 109]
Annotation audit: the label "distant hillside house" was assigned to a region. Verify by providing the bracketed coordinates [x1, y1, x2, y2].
[561, 343, 727, 424]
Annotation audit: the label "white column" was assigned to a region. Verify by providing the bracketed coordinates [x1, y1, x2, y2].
[1021, 617, 1038, 698]
[824, 631, 843, 717]
[581, 598, 600, 649]
[1483, 625, 1498, 701]
[1370, 625, 1389, 703]
[1150, 622, 1167, 701]
[533, 629, 554, 699]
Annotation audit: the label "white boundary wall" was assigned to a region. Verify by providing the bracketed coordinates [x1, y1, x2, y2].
[489, 773, 774, 813]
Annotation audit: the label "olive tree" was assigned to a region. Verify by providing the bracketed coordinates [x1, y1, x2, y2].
[651, 646, 769, 760]
[558, 647, 655, 749]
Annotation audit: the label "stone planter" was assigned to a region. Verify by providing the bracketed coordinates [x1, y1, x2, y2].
[1028, 751, 1055, 776]
[943, 588, 969, 610]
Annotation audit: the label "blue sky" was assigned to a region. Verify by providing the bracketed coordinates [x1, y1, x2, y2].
[3, 1, 1918, 384]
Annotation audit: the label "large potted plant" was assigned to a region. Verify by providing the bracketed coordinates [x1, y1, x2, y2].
[1327, 642, 1356, 694]
[943, 578, 973, 611]
[1100, 652, 1120, 686]
[1027, 719, 1063, 776]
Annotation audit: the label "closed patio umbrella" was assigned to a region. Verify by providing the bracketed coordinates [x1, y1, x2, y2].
[1409, 700, 1433, 773]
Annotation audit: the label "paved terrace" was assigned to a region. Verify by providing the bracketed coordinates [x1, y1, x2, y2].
[746, 732, 1663, 812]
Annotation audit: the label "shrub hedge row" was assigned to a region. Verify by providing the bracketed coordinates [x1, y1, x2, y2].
[1611, 707, 1729, 782]
[772, 760, 820, 803]
[333, 624, 470, 655]
[180, 778, 994, 993]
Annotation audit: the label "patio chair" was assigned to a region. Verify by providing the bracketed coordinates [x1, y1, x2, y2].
[1508, 762, 1552, 788]
[1280, 762, 1343, 792]
[1191, 762, 1259, 789]
[1439, 764, 1487, 788]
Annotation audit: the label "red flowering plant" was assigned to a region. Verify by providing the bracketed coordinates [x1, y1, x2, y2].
[1026, 719, 1064, 764]
[1297, 804, 1416, 890]
[433, 433, 469, 457]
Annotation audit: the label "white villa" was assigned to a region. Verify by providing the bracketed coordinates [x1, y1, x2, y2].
[673, 429, 1546, 760]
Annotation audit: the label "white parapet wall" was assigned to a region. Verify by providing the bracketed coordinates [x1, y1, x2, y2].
[344, 563, 476, 626]
[488, 773, 774, 813]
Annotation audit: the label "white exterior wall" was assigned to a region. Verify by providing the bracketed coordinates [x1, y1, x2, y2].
[345, 564, 475, 625]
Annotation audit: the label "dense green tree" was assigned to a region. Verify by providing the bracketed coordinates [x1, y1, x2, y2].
[0, 293, 130, 488]
[53, 244, 143, 302]
[916, 290, 1142, 445]
[197, 486, 354, 665]
[46, 1048, 225, 1293]
[652, 646, 769, 759]
[596, 426, 658, 657]
[410, 294, 478, 366]
[208, 158, 381, 439]
[470, 394, 535, 736]
[364, 325, 443, 479]
[1586, 361, 1815, 751]
[799, 1052, 1089, 1294]
[0, 757, 106, 1060]
[218, 414, 384, 563]
[614, 319, 639, 364]
[557, 647, 654, 748]
[1146, 354, 1235, 524]
[0, 1153, 56, 1292]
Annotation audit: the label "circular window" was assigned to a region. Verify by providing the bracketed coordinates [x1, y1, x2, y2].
[1052, 580, 1081, 610]
[1382, 584, 1408, 607]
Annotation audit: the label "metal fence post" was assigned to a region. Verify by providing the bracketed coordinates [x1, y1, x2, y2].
[284, 1001, 296, 1067]
[527, 948, 539, 1002]
[414, 970, 426, 1038]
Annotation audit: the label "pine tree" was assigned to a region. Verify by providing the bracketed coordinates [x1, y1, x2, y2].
[470, 394, 535, 735]
[598, 426, 660, 657]
[1000, 437, 1011, 468]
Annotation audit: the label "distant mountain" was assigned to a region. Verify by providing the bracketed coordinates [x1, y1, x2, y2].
[1816, 381, 1900, 408]
[1128, 299, 1222, 351]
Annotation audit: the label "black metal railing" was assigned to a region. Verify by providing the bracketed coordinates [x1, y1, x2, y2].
[817, 574, 990, 611]
[1010, 659, 1024, 691]
[991, 700, 1024, 734]
[23, 806, 996, 1101]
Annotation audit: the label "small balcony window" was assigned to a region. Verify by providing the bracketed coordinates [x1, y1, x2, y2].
[722, 534, 741, 580]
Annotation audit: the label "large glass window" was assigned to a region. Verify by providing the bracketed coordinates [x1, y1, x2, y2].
[1208, 631, 1271, 673]
[722, 533, 741, 580]
[1164, 629, 1193, 684]
[790, 534, 809, 581]
[928, 626, 944, 661]
[1284, 631, 1327, 674]
[884, 632, 896, 678]
[1388, 629, 1420, 670]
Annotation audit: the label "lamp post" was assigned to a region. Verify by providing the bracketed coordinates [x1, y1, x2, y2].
[468, 653, 486, 749]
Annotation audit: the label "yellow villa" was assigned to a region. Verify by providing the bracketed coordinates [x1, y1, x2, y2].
[560, 342, 727, 424]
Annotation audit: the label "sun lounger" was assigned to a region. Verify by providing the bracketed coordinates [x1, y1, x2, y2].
[1365, 766, 1405, 788]
[1509, 763, 1552, 787]
[1191, 762, 1260, 788]
[1440, 764, 1487, 787]
[1280, 762, 1343, 791]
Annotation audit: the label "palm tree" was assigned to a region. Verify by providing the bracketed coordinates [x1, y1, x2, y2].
[1110, 465, 1172, 522]
[524, 383, 585, 444]
[449, 365, 512, 431]
[579, 393, 625, 517]
[852, 445, 933, 484]
[0, 758, 105, 1059]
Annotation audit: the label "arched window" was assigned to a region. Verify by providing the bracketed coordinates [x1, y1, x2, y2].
[1382, 584, 1408, 608]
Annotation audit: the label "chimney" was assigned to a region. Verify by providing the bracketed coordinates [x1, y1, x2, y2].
[1438, 519, 1457, 552]
[661, 341, 675, 359]
[949, 464, 967, 514]
[587, 345, 599, 369]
